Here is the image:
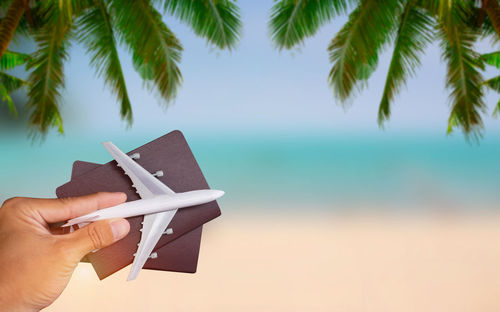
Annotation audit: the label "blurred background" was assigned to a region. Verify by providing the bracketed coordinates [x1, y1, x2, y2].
[1, 1, 500, 311]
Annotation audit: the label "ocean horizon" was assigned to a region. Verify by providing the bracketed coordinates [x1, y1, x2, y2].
[1, 129, 499, 213]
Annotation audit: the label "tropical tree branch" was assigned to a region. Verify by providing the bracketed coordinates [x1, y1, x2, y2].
[26, 6, 72, 135]
[78, 0, 133, 123]
[438, 2, 485, 139]
[163, 0, 241, 50]
[328, 0, 400, 102]
[483, 0, 500, 39]
[112, 0, 182, 104]
[0, 49, 30, 70]
[0, 0, 27, 58]
[269, 0, 354, 49]
[378, 1, 433, 125]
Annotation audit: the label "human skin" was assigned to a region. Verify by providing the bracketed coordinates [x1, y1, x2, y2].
[0, 192, 130, 311]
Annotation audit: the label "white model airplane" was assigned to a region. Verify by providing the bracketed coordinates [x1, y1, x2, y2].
[62, 142, 224, 281]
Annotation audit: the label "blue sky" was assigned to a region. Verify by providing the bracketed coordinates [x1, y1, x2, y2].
[3, 1, 499, 138]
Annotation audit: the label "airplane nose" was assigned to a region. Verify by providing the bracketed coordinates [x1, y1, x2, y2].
[211, 190, 225, 200]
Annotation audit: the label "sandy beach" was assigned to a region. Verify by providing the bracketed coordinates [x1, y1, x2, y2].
[45, 211, 500, 312]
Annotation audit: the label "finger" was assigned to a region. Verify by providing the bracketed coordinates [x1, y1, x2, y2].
[62, 218, 130, 259]
[29, 192, 127, 223]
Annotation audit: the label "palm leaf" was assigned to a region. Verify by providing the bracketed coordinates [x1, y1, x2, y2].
[0, 49, 30, 70]
[0, 71, 28, 90]
[163, 0, 242, 50]
[437, 1, 485, 139]
[484, 75, 500, 92]
[0, 71, 28, 115]
[26, 5, 72, 134]
[0, 0, 26, 58]
[0, 15, 30, 41]
[481, 15, 500, 43]
[378, 2, 433, 125]
[269, 0, 355, 49]
[481, 51, 500, 68]
[0, 82, 16, 114]
[483, 0, 500, 39]
[494, 99, 500, 117]
[77, 0, 132, 123]
[328, 0, 401, 102]
[39, 0, 87, 24]
[111, 0, 182, 103]
[483, 75, 500, 117]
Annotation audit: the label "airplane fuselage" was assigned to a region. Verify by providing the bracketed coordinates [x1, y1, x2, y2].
[64, 189, 224, 227]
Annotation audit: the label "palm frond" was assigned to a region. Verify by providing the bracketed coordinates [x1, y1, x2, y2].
[0, 81, 16, 114]
[26, 5, 72, 134]
[0, 71, 28, 115]
[484, 75, 500, 92]
[484, 75, 500, 117]
[0, 49, 30, 70]
[39, 0, 86, 24]
[0, 1, 47, 40]
[0, 71, 28, 90]
[0, 15, 30, 40]
[269, 0, 355, 49]
[494, 98, 500, 117]
[481, 51, 500, 68]
[438, 1, 485, 139]
[483, 0, 500, 39]
[163, 0, 241, 50]
[327, 0, 401, 102]
[0, 0, 26, 58]
[378, 2, 434, 125]
[111, 0, 182, 104]
[77, 0, 132, 123]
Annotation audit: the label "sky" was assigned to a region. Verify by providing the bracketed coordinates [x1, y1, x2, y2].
[2, 0, 500, 138]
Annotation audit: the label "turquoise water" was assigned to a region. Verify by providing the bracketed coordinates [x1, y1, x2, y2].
[1, 130, 499, 212]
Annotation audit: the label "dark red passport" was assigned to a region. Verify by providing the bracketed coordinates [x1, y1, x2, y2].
[71, 161, 204, 274]
[56, 130, 221, 279]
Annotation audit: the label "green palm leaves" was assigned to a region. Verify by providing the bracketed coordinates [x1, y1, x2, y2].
[0, 50, 29, 114]
[482, 51, 500, 116]
[437, 1, 485, 138]
[328, 1, 400, 102]
[112, 0, 182, 104]
[269, 0, 351, 49]
[27, 5, 72, 134]
[78, 0, 132, 123]
[269, 0, 500, 138]
[164, 0, 241, 49]
[0, 0, 242, 134]
[379, 2, 433, 125]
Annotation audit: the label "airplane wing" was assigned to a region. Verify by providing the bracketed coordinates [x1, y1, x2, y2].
[102, 142, 175, 198]
[102, 142, 179, 281]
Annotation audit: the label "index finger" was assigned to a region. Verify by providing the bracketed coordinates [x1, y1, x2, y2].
[28, 192, 127, 223]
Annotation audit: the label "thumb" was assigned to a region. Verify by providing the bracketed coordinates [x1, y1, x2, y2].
[64, 218, 130, 260]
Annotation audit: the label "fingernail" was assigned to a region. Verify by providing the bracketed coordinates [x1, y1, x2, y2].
[110, 219, 130, 241]
[113, 192, 127, 201]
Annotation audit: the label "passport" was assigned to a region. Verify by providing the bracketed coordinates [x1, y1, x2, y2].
[56, 130, 221, 279]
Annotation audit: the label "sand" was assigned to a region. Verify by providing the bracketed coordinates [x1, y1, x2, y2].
[45, 211, 500, 312]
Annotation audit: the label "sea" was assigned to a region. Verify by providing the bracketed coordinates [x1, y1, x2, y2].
[1, 130, 499, 213]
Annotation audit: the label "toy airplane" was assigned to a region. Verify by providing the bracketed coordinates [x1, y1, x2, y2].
[62, 142, 224, 281]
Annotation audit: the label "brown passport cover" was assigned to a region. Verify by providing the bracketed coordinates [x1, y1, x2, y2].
[56, 130, 221, 279]
[70, 161, 204, 274]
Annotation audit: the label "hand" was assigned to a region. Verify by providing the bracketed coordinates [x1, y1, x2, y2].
[0, 193, 130, 311]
